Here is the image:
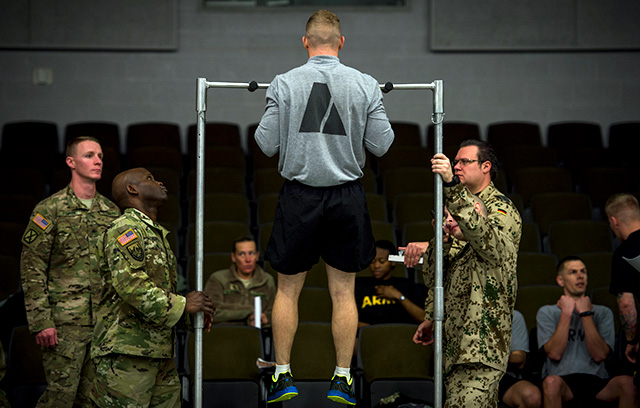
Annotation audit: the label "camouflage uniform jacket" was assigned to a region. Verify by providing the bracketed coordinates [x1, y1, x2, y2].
[449, 182, 522, 256]
[20, 185, 120, 333]
[204, 264, 276, 325]
[423, 182, 518, 374]
[479, 182, 522, 250]
[92, 208, 186, 359]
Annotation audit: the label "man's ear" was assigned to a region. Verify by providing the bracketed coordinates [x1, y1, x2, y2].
[480, 160, 491, 175]
[66, 156, 74, 170]
[126, 184, 138, 196]
[556, 274, 565, 288]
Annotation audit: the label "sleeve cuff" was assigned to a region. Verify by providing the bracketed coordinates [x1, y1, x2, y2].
[165, 294, 187, 328]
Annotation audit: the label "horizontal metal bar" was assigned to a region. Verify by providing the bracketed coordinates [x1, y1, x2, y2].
[204, 80, 436, 92]
[390, 83, 436, 90]
[205, 81, 270, 89]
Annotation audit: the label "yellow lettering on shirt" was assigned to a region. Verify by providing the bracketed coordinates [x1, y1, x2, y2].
[361, 295, 396, 308]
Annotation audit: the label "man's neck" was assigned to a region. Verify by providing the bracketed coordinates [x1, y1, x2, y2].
[70, 177, 97, 200]
[621, 223, 640, 241]
[567, 292, 587, 301]
[472, 179, 492, 195]
[307, 48, 339, 58]
[236, 269, 254, 281]
[128, 204, 158, 222]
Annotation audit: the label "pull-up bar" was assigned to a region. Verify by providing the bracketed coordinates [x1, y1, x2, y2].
[193, 78, 445, 408]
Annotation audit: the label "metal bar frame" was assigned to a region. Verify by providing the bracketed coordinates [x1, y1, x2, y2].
[194, 78, 445, 408]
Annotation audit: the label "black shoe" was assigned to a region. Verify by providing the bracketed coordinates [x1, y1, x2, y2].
[327, 375, 356, 405]
[267, 372, 298, 403]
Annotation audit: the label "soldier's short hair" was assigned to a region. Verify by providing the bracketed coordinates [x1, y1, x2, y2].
[604, 193, 640, 223]
[375, 239, 398, 256]
[556, 255, 585, 275]
[305, 9, 342, 49]
[459, 139, 499, 181]
[66, 136, 101, 157]
[232, 236, 256, 253]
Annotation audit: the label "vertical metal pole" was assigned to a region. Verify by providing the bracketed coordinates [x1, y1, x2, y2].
[432, 79, 444, 408]
[194, 77, 207, 408]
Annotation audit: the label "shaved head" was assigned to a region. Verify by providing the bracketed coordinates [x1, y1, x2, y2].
[112, 168, 145, 209]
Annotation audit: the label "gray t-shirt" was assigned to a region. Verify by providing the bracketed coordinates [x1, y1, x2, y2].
[506, 310, 529, 379]
[536, 304, 614, 379]
[255, 55, 394, 187]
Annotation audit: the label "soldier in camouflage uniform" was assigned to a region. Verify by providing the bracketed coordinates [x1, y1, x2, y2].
[403, 139, 522, 266]
[413, 152, 518, 407]
[204, 236, 276, 326]
[91, 167, 215, 408]
[20, 136, 120, 407]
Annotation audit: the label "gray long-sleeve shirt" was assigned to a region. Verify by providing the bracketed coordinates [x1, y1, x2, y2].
[255, 55, 394, 187]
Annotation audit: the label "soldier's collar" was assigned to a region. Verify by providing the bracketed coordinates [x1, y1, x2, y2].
[477, 182, 496, 200]
[125, 208, 168, 234]
[66, 184, 107, 211]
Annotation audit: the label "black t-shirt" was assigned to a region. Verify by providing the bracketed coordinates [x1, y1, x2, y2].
[355, 276, 427, 325]
[609, 229, 640, 298]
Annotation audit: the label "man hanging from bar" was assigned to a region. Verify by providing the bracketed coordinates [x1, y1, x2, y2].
[254, 9, 395, 406]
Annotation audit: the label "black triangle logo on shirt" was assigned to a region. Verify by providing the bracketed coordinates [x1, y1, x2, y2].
[299, 82, 347, 136]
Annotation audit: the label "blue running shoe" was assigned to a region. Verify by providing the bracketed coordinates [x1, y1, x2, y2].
[327, 375, 356, 405]
[267, 372, 298, 403]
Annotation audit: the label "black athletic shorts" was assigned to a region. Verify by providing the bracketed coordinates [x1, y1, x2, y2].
[265, 179, 376, 275]
[561, 373, 609, 402]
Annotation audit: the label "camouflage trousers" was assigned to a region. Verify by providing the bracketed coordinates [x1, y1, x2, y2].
[37, 326, 94, 408]
[92, 354, 181, 408]
[444, 363, 504, 408]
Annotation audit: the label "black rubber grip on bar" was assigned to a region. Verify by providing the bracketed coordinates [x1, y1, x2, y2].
[248, 81, 259, 92]
[382, 82, 394, 93]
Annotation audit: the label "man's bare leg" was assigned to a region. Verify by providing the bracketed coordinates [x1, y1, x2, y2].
[595, 375, 638, 408]
[272, 271, 307, 366]
[326, 264, 358, 368]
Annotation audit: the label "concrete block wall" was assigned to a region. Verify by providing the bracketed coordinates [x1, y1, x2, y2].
[1, 1, 639, 153]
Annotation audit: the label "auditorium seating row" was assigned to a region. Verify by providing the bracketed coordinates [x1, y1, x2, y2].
[5, 283, 633, 407]
[2, 119, 638, 156]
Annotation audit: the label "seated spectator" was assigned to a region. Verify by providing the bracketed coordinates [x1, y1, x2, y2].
[204, 236, 276, 326]
[355, 240, 427, 327]
[499, 310, 542, 408]
[537, 255, 638, 408]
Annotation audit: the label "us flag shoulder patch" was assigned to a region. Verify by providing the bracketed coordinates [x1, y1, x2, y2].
[32, 213, 50, 230]
[117, 229, 138, 246]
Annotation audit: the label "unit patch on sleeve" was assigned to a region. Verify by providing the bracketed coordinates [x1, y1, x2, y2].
[23, 228, 40, 244]
[126, 241, 144, 262]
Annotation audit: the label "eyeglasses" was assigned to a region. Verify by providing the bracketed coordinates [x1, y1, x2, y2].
[452, 158, 481, 166]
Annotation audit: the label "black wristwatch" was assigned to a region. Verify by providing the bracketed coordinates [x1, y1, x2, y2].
[579, 311, 594, 318]
[442, 175, 460, 187]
